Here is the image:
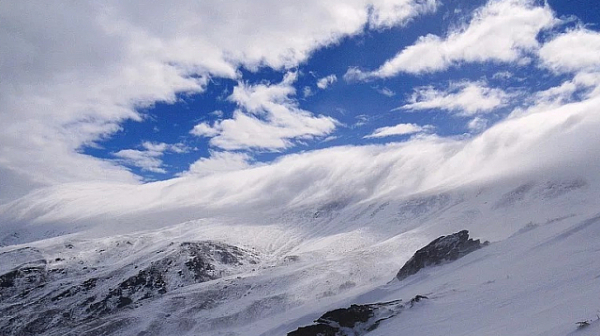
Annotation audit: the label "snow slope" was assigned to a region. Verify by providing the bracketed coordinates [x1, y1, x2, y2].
[1, 170, 599, 335]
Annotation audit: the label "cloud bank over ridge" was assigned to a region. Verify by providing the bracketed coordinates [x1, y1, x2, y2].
[3, 82, 600, 235]
[1, 0, 600, 242]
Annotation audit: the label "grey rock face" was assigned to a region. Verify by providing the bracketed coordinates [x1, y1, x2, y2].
[0, 240, 259, 336]
[396, 230, 486, 281]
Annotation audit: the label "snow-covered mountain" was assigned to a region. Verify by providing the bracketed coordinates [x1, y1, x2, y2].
[1, 170, 600, 335]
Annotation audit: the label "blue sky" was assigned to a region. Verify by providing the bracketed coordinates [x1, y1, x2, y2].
[77, 0, 597, 180]
[1, 0, 600, 202]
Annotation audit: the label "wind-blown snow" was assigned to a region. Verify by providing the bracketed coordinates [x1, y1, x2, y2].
[1, 164, 600, 335]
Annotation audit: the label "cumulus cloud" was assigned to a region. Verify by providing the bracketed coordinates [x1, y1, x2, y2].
[399, 81, 509, 116]
[364, 123, 434, 138]
[190, 72, 337, 150]
[316, 74, 338, 89]
[345, 0, 556, 80]
[0, 0, 438, 203]
[191, 123, 220, 137]
[539, 28, 600, 73]
[113, 142, 190, 174]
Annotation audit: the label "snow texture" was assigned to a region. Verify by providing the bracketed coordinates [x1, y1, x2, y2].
[1, 171, 600, 335]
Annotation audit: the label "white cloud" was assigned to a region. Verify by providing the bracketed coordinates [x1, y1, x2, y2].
[369, 0, 438, 28]
[467, 116, 488, 133]
[185, 151, 254, 177]
[492, 71, 513, 81]
[190, 72, 337, 150]
[191, 122, 220, 137]
[140, 142, 168, 153]
[375, 87, 396, 97]
[521, 71, 600, 115]
[354, 114, 371, 127]
[112, 142, 190, 174]
[539, 29, 600, 73]
[210, 110, 224, 118]
[316, 74, 338, 89]
[0, 0, 438, 202]
[507, 28, 600, 116]
[303, 86, 314, 98]
[365, 123, 434, 138]
[400, 81, 509, 116]
[533, 80, 578, 105]
[113, 149, 166, 174]
[345, 0, 556, 80]
[5, 89, 600, 231]
[170, 143, 193, 154]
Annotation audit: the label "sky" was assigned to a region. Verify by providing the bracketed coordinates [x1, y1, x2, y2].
[1, 0, 600, 213]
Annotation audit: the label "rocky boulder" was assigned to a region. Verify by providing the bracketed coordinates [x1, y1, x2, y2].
[396, 230, 487, 281]
[287, 296, 427, 336]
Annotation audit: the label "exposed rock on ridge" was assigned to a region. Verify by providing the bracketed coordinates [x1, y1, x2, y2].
[396, 230, 487, 281]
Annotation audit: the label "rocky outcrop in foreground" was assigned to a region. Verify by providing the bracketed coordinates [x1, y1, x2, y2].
[288, 295, 428, 336]
[396, 230, 487, 281]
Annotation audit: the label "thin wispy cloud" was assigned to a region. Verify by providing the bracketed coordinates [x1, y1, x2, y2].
[467, 117, 488, 133]
[399, 81, 510, 116]
[185, 151, 254, 177]
[316, 74, 338, 89]
[113, 142, 191, 174]
[364, 123, 434, 138]
[375, 87, 396, 97]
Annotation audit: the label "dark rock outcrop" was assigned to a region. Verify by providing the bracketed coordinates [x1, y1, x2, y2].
[396, 230, 487, 281]
[287, 296, 427, 336]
